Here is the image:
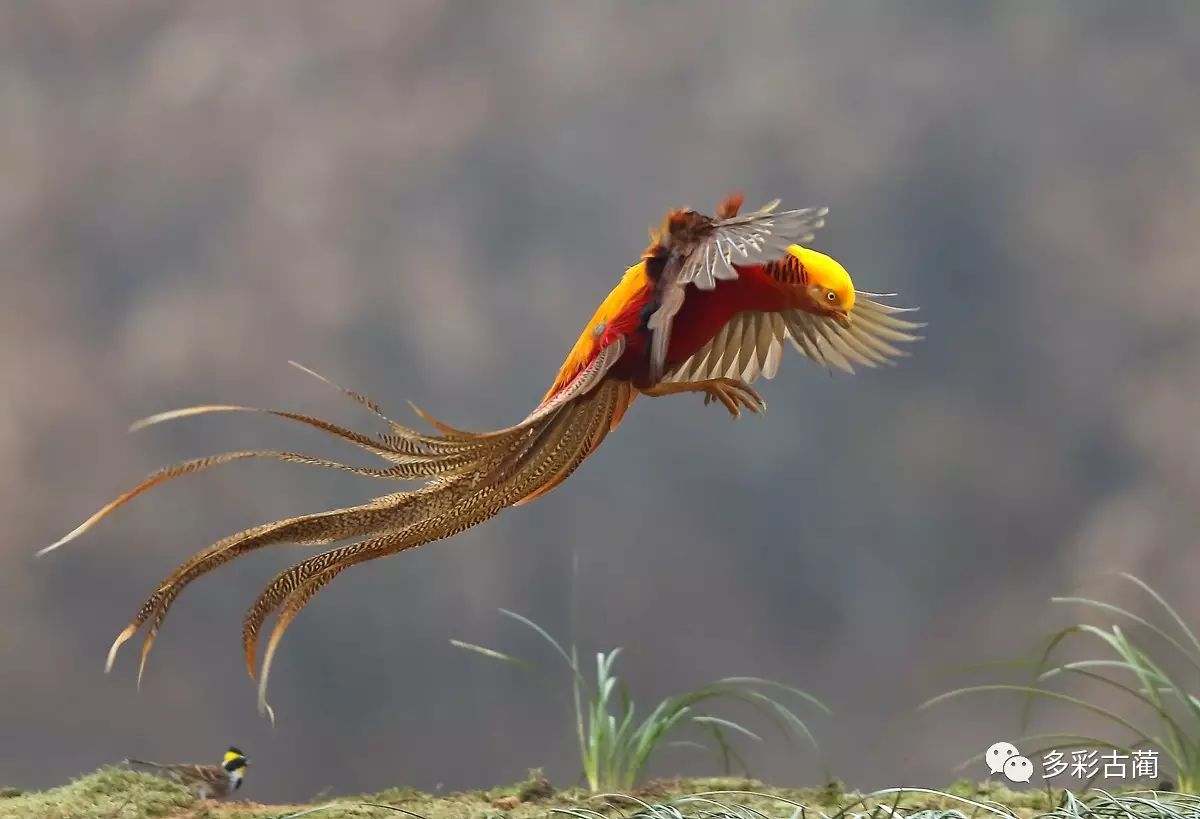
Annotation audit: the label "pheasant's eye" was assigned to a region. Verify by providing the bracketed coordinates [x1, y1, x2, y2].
[825, 291, 838, 303]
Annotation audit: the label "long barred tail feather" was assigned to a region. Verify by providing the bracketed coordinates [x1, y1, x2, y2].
[249, 384, 621, 714]
[287, 360, 492, 444]
[40, 365, 551, 558]
[130, 404, 502, 461]
[109, 487, 418, 686]
[36, 447, 490, 560]
[44, 367, 630, 702]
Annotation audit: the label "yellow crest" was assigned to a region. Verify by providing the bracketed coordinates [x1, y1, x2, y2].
[787, 245, 856, 311]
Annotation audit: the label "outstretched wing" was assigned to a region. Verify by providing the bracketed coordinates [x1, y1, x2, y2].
[646, 202, 828, 382]
[664, 295, 924, 382]
[680, 201, 829, 292]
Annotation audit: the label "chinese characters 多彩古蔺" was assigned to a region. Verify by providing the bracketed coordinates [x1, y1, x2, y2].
[988, 742, 1161, 784]
[1041, 748, 1159, 781]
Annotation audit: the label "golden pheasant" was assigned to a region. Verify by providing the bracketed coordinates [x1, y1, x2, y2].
[41, 194, 922, 715]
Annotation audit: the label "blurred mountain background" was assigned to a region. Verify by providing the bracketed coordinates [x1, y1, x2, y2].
[2, 0, 1199, 802]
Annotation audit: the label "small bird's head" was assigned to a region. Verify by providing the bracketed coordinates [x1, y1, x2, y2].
[791, 245, 856, 324]
[223, 747, 248, 790]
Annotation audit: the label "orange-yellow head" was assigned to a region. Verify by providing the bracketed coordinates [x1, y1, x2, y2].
[789, 245, 856, 322]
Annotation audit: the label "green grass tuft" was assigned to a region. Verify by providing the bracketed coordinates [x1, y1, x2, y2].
[923, 574, 1200, 793]
[452, 609, 828, 792]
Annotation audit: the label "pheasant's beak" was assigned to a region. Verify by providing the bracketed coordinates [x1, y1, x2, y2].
[834, 310, 851, 329]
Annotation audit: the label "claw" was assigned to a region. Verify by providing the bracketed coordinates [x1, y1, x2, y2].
[699, 378, 766, 419]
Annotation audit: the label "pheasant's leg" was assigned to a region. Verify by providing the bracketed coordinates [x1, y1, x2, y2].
[639, 378, 765, 418]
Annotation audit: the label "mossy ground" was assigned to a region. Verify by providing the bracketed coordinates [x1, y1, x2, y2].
[0, 768, 1145, 819]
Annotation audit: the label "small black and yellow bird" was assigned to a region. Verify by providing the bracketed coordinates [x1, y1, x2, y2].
[126, 746, 248, 799]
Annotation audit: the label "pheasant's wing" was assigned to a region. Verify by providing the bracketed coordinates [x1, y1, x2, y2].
[664, 311, 792, 384]
[647, 203, 828, 381]
[664, 295, 924, 382]
[781, 295, 924, 373]
[679, 202, 829, 292]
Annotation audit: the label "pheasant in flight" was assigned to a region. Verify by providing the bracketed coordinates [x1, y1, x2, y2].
[41, 194, 922, 714]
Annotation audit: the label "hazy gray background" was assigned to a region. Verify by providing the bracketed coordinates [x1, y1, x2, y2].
[3, 0, 1199, 802]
